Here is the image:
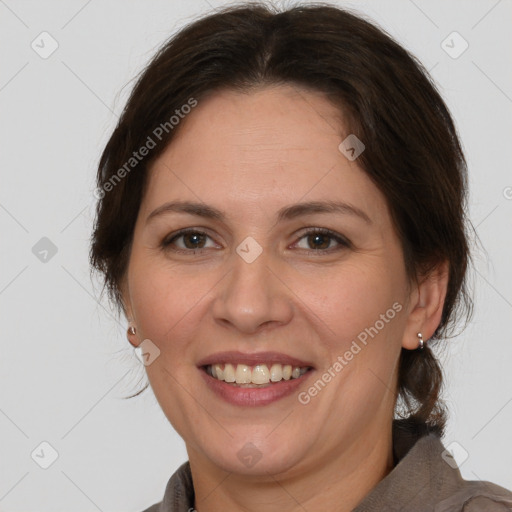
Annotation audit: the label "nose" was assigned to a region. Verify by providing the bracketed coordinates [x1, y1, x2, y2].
[211, 246, 294, 335]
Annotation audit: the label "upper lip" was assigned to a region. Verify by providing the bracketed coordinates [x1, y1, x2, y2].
[197, 351, 314, 368]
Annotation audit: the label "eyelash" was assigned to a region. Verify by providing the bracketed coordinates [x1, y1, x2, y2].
[160, 227, 351, 255]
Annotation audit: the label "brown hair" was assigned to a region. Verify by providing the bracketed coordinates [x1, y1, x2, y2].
[90, 2, 473, 437]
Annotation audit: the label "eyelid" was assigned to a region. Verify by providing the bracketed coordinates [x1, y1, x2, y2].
[162, 228, 220, 250]
[161, 226, 351, 255]
[291, 227, 351, 252]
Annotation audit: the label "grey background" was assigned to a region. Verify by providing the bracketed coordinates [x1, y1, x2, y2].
[1, 0, 511, 511]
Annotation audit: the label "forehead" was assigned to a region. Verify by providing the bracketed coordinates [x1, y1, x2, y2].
[170, 85, 346, 158]
[140, 85, 387, 225]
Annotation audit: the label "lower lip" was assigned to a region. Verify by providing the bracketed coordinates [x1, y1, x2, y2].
[199, 368, 314, 406]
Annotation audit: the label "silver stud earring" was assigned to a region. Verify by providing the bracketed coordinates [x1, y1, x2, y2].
[417, 332, 424, 350]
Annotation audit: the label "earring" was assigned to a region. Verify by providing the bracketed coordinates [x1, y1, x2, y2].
[417, 332, 424, 350]
[127, 325, 136, 336]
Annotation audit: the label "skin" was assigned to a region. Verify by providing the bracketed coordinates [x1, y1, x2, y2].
[122, 85, 448, 512]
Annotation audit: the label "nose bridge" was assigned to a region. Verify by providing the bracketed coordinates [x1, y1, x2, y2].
[211, 239, 293, 333]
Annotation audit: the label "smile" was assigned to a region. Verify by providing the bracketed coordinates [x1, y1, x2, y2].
[197, 351, 315, 405]
[204, 363, 310, 387]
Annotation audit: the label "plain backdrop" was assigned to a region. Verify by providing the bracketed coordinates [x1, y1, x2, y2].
[1, 0, 511, 511]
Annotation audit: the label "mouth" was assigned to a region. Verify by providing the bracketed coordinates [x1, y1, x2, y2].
[202, 363, 312, 387]
[197, 351, 315, 406]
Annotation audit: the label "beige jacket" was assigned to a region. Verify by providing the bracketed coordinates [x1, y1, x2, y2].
[141, 421, 512, 511]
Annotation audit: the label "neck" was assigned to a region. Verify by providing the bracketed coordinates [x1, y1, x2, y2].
[188, 422, 395, 512]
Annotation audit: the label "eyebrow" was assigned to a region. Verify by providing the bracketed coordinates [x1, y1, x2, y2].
[146, 199, 372, 225]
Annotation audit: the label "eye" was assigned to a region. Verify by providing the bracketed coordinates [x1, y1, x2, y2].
[294, 228, 350, 253]
[161, 229, 218, 253]
[161, 227, 350, 255]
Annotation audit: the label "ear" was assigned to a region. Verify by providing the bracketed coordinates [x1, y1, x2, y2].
[401, 260, 449, 350]
[119, 277, 140, 348]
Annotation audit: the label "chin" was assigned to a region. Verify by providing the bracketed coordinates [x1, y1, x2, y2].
[199, 435, 308, 478]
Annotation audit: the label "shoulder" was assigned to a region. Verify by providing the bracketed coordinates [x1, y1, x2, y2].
[137, 461, 195, 512]
[138, 502, 196, 512]
[139, 504, 162, 512]
[434, 479, 512, 511]
[461, 496, 511, 511]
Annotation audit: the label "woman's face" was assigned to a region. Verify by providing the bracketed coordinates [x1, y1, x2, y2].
[123, 85, 419, 477]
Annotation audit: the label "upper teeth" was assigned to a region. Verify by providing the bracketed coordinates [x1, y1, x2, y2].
[206, 363, 309, 385]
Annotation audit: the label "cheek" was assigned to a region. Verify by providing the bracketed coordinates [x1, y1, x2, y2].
[294, 262, 405, 347]
[127, 253, 215, 353]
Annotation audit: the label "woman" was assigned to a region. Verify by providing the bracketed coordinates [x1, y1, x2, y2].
[90, 3, 512, 511]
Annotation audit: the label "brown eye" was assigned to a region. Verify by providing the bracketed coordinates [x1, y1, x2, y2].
[181, 232, 207, 249]
[161, 229, 217, 252]
[306, 233, 331, 250]
[295, 228, 350, 253]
